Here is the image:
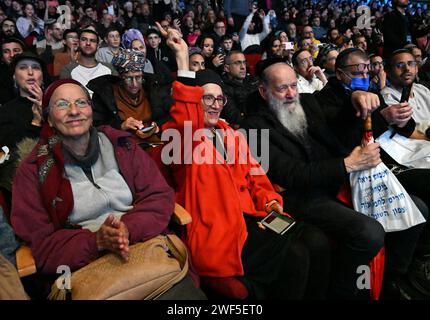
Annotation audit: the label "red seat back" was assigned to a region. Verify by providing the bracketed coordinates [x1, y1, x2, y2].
[244, 53, 262, 77]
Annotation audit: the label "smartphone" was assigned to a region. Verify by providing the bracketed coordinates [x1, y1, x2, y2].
[400, 84, 412, 103]
[217, 46, 225, 56]
[108, 5, 115, 16]
[284, 41, 294, 50]
[261, 211, 296, 235]
[140, 123, 156, 133]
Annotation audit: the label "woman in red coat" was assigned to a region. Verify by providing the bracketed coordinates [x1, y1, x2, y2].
[161, 27, 331, 299]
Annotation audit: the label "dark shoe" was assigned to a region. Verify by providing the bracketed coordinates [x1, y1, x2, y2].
[380, 276, 413, 300]
[408, 255, 430, 297]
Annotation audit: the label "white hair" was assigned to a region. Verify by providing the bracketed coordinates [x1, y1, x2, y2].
[266, 91, 308, 139]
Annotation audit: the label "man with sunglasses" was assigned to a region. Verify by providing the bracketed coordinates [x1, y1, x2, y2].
[221, 50, 259, 128]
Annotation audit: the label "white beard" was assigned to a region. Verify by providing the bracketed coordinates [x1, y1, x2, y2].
[267, 91, 308, 139]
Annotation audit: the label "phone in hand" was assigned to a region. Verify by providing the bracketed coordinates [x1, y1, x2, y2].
[261, 211, 296, 235]
[284, 41, 294, 50]
[217, 46, 225, 56]
[107, 5, 115, 16]
[140, 123, 156, 133]
[400, 84, 412, 103]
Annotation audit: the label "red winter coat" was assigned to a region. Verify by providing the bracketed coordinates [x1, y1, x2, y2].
[162, 81, 282, 278]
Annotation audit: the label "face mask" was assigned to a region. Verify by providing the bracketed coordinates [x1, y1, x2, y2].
[348, 76, 370, 91]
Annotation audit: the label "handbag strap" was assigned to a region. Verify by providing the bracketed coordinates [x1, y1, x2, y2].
[146, 234, 190, 300]
[165, 234, 188, 268]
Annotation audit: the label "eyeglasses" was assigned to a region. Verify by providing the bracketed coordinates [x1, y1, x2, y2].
[228, 60, 247, 66]
[273, 83, 297, 93]
[123, 75, 144, 83]
[341, 63, 371, 72]
[53, 98, 90, 110]
[66, 35, 79, 40]
[202, 94, 227, 107]
[298, 56, 313, 66]
[394, 60, 417, 70]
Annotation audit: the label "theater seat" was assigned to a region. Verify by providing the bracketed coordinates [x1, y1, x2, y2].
[244, 53, 262, 77]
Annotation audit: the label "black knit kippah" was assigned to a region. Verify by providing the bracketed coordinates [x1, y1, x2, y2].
[195, 69, 223, 87]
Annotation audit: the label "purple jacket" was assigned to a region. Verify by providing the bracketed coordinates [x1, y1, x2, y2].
[11, 126, 175, 274]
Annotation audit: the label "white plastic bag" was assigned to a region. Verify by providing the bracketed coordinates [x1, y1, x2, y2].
[376, 129, 430, 169]
[350, 162, 426, 232]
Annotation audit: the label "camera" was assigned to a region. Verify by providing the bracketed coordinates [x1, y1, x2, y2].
[261, 211, 296, 235]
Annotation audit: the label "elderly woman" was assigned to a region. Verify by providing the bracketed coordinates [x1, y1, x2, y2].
[0, 52, 48, 193]
[11, 79, 205, 299]
[161, 28, 331, 300]
[88, 49, 171, 146]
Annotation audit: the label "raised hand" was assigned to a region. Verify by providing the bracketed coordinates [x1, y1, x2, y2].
[26, 83, 43, 126]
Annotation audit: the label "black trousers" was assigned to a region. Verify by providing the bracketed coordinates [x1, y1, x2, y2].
[240, 215, 331, 300]
[397, 169, 430, 256]
[287, 195, 427, 299]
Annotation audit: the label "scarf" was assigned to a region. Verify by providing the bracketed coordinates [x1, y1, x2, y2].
[113, 83, 152, 125]
[36, 124, 74, 228]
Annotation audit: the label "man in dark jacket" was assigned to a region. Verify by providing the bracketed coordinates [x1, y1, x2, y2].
[315, 48, 430, 298]
[241, 60, 428, 299]
[382, 0, 418, 57]
[221, 50, 259, 128]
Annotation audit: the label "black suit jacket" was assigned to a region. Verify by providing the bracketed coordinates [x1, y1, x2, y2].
[241, 92, 349, 210]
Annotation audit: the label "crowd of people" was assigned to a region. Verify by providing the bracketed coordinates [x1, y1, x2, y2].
[1, 0, 430, 300]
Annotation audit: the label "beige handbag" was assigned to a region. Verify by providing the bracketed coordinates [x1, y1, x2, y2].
[48, 234, 189, 300]
[0, 253, 29, 300]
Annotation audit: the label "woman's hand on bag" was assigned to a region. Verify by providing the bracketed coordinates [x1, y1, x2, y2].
[344, 143, 382, 173]
[96, 214, 130, 261]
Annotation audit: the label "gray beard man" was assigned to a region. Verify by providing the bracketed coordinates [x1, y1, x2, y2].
[266, 90, 308, 138]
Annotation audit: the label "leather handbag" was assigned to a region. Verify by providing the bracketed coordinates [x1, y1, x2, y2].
[48, 234, 189, 300]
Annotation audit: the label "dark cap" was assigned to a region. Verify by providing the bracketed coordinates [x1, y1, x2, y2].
[195, 69, 222, 87]
[145, 28, 161, 38]
[10, 51, 46, 71]
[255, 57, 286, 79]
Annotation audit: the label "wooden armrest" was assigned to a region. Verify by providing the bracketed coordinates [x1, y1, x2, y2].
[273, 183, 286, 193]
[16, 245, 36, 278]
[172, 203, 192, 225]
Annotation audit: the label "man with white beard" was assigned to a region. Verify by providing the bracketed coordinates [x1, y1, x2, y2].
[241, 60, 426, 299]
